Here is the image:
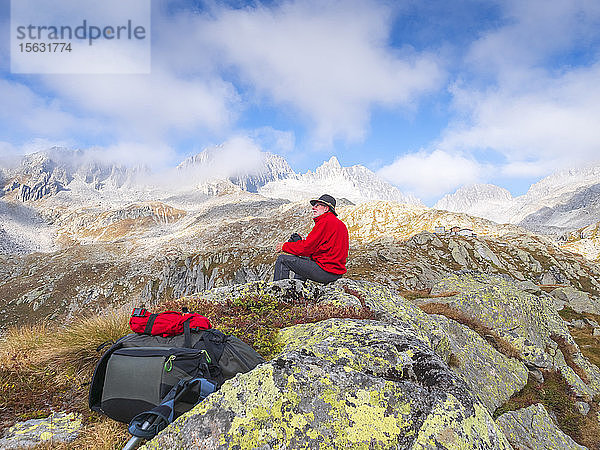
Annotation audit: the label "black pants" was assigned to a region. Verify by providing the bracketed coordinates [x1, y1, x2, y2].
[273, 254, 341, 284]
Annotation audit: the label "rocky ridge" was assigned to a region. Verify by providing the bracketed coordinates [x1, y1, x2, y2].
[142, 274, 600, 449]
[3, 196, 600, 329]
[435, 165, 600, 233]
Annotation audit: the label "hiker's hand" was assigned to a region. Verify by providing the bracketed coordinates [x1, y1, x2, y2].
[276, 242, 284, 252]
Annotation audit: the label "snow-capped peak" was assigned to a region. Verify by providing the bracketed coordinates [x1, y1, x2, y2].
[177, 145, 295, 192]
[259, 157, 421, 205]
[435, 184, 513, 212]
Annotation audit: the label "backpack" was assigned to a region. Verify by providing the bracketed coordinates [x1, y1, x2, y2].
[89, 315, 265, 424]
[129, 308, 211, 337]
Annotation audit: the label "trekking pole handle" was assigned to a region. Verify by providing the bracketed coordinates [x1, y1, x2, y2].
[122, 420, 152, 450]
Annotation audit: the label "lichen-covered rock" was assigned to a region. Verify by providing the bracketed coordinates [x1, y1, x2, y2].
[551, 286, 600, 315]
[144, 318, 511, 449]
[428, 314, 528, 413]
[336, 278, 528, 413]
[428, 273, 600, 398]
[495, 403, 586, 449]
[0, 412, 82, 449]
[196, 277, 529, 415]
[193, 278, 362, 308]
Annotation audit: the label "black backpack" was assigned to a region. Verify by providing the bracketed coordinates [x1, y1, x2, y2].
[89, 329, 264, 424]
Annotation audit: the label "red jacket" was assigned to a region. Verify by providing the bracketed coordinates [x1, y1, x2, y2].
[282, 211, 349, 274]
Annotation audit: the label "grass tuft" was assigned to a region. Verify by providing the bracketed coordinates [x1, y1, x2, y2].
[550, 333, 590, 384]
[494, 371, 600, 449]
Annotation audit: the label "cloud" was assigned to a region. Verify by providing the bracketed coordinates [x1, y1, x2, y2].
[174, 136, 268, 185]
[0, 79, 94, 138]
[249, 127, 295, 154]
[198, 0, 444, 146]
[42, 71, 238, 142]
[436, 0, 600, 179]
[377, 149, 484, 200]
[466, 0, 600, 79]
[85, 142, 177, 168]
[441, 63, 600, 168]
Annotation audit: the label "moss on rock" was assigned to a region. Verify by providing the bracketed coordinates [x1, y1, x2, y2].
[144, 317, 509, 449]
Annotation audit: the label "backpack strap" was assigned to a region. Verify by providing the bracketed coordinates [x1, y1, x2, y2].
[183, 317, 192, 348]
[143, 314, 159, 334]
[201, 329, 226, 362]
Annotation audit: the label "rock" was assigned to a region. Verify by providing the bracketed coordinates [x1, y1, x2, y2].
[428, 273, 600, 399]
[529, 369, 545, 384]
[144, 318, 511, 449]
[336, 279, 528, 413]
[551, 287, 600, 315]
[496, 403, 586, 449]
[0, 412, 82, 449]
[575, 401, 591, 416]
[516, 280, 542, 295]
[593, 328, 600, 337]
[569, 319, 587, 329]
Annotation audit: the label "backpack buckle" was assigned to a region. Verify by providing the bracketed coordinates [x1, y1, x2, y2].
[132, 307, 147, 317]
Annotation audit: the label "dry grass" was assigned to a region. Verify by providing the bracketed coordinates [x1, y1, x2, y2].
[48, 312, 131, 378]
[398, 288, 458, 301]
[0, 310, 130, 434]
[494, 371, 600, 449]
[557, 307, 600, 369]
[419, 302, 522, 360]
[550, 333, 590, 384]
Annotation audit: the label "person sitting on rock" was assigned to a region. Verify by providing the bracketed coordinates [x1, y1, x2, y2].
[274, 194, 349, 284]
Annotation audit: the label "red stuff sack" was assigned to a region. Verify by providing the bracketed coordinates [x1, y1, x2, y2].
[129, 308, 211, 337]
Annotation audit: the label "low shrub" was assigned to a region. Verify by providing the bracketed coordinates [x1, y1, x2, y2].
[494, 371, 600, 449]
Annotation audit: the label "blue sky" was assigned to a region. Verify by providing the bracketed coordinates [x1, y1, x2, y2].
[1, 0, 600, 205]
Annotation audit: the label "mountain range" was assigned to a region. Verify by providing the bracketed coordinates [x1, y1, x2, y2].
[1, 145, 600, 336]
[2, 146, 600, 259]
[435, 166, 600, 235]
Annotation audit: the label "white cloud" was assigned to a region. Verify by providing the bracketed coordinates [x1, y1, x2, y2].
[441, 63, 600, 168]
[198, 0, 444, 146]
[86, 142, 177, 168]
[437, 0, 600, 179]
[467, 0, 600, 80]
[249, 127, 295, 154]
[42, 71, 238, 142]
[377, 150, 484, 200]
[0, 79, 94, 137]
[175, 136, 264, 184]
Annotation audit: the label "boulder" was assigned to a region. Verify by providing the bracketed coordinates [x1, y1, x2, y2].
[144, 318, 511, 449]
[496, 403, 586, 449]
[335, 278, 528, 413]
[551, 286, 600, 315]
[0, 412, 82, 449]
[428, 273, 600, 399]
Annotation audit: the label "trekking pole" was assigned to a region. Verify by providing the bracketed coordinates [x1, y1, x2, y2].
[122, 419, 152, 450]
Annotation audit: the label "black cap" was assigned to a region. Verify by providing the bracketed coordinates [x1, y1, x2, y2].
[310, 194, 337, 216]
